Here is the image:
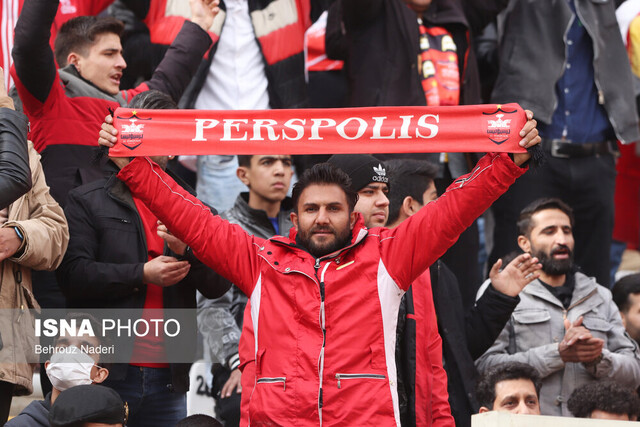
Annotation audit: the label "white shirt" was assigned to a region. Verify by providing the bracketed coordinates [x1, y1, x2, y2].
[195, 0, 270, 110]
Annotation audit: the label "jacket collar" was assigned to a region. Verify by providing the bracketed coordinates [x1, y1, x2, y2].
[228, 192, 293, 230]
[59, 65, 127, 105]
[523, 271, 601, 310]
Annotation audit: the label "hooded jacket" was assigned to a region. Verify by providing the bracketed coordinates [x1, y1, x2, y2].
[5, 393, 51, 426]
[11, 0, 212, 206]
[117, 152, 525, 426]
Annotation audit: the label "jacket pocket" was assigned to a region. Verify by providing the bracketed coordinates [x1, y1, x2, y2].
[256, 376, 286, 390]
[512, 308, 550, 324]
[335, 373, 386, 389]
[511, 308, 552, 352]
[582, 315, 612, 341]
[96, 216, 135, 233]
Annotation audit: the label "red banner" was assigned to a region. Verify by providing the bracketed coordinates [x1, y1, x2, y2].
[109, 103, 527, 157]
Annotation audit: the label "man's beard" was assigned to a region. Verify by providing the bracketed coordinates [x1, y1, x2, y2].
[532, 244, 574, 276]
[297, 225, 352, 258]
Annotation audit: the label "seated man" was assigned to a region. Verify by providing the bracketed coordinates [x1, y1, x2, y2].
[49, 385, 126, 427]
[476, 362, 541, 415]
[7, 313, 111, 427]
[613, 273, 640, 346]
[477, 198, 640, 416]
[567, 381, 640, 420]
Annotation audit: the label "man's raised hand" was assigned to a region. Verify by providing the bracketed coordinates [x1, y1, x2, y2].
[489, 253, 542, 297]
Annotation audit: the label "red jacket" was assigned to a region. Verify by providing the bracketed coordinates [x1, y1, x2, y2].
[11, 0, 211, 205]
[118, 152, 525, 426]
[409, 272, 454, 426]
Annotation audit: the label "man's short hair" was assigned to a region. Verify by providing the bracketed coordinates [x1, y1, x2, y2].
[128, 90, 177, 110]
[237, 155, 253, 168]
[517, 198, 575, 237]
[54, 16, 124, 67]
[176, 414, 223, 427]
[291, 163, 358, 214]
[567, 381, 640, 419]
[613, 273, 640, 313]
[385, 159, 438, 225]
[476, 362, 542, 410]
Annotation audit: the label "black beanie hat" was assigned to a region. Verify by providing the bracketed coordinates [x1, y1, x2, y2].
[327, 154, 389, 192]
[49, 385, 126, 427]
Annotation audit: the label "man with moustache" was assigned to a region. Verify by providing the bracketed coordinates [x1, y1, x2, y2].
[476, 198, 640, 417]
[102, 112, 540, 424]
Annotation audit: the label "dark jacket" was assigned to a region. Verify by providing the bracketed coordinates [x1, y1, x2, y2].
[11, 0, 212, 206]
[491, 0, 640, 143]
[327, 0, 507, 108]
[5, 393, 51, 426]
[56, 166, 228, 392]
[0, 107, 31, 209]
[180, 0, 321, 109]
[430, 261, 519, 427]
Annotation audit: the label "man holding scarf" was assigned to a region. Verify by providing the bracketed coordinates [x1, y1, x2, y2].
[98, 106, 540, 425]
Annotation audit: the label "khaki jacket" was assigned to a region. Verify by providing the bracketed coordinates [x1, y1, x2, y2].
[0, 142, 68, 395]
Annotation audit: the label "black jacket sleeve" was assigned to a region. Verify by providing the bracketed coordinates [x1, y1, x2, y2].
[11, 0, 59, 104]
[178, 248, 232, 300]
[138, 20, 212, 103]
[466, 282, 520, 360]
[0, 108, 31, 209]
[434, 260, 520, 360]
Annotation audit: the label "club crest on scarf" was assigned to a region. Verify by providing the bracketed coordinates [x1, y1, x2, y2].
[483, 105, 517, 145]
[117, 111, 152, 150]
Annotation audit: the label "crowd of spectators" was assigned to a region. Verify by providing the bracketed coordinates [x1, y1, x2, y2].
[2, 0, 640, 426]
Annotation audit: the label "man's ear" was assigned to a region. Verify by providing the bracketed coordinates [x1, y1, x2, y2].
[478, 406, 490, 414]
[67, 52, 81, 69]
[92, 367, 109, 384]
[350, 211, 358, 229]
[620, 311, 628, 329]
[517, 235, 531, 253]
[237, 167, 251, 187]
[290, 211, 299, 229]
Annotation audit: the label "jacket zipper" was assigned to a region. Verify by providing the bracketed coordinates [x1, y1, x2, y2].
[314, 258, 330, 426]
[256, 377, 286, 390]
[335, 373, 386, 389]
[562, 288, 598, 321]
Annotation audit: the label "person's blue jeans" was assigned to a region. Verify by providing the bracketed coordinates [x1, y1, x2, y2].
[105, 365, 186, 427]
[196, 155, 247, 212]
